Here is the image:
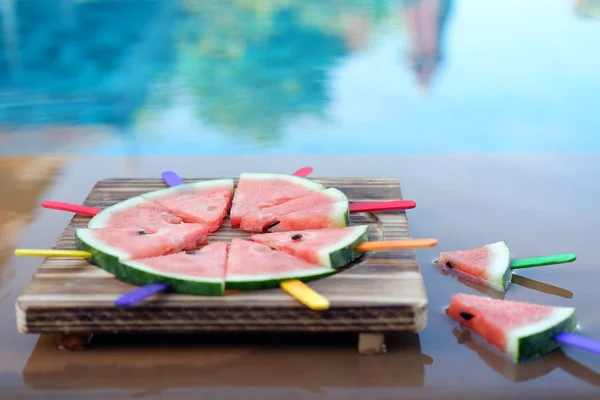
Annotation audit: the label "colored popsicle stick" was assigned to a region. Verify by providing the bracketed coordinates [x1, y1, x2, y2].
[41, 201, 101, 217]
[113, 283, 170, 307]
[280, 280, 330, 310]
[554, 332, 600, 355]
[349, 200, 416, 213]
[357, 238, 438, 252]
[510, 254, 577, 270]
[14, 249, 92, 258]
[292, 166, 313, 178]
[161, 171, 185, 186]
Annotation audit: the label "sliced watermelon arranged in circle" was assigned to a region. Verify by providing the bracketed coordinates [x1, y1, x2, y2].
[446, 293, 577, 363]
[77, 223, 208, 264]
[225, 238, 334, 290]
[239, 188, 349, 233]
[436, 241, 512, 292]
[142, 179, 234, 232]
[119, 242, 228, 296]
[88, 196, 183, 231]
[249, 225, 369, 268]
[230, 173, 325, 227]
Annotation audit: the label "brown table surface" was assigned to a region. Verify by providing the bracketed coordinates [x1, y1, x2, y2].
[1, 154, 598, 400]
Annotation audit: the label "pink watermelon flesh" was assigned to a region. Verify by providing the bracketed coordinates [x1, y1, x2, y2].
[81, 223, 209, 259]
[230, 173, 324, 226]
[447, 293, 576, 362]
[225, 238, 332, 289]
[143, 181, 233, 232]
[90, 201, 183, 230]
[437, 241, 511, 292]
[249, 226, 368, 268]
[129, 242, 228, 279]
[239, 188, 348, 233]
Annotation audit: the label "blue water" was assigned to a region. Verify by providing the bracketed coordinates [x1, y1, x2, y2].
[1, 0, 599, 155]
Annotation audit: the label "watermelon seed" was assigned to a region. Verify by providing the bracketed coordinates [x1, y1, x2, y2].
[459, 312, 474, 321]
[137, 230, 148, 235]
[445, 262, 453, 269]
[291, 234, 303, 240]
[264, 221, 280, 232]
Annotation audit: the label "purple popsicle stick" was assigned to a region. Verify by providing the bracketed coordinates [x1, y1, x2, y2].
[161, 171, 185, 186]
[554, 332, 600, 355]
[114, 283, 170, 307]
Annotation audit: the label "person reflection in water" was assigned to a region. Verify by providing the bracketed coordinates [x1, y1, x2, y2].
[401, 0, 452, 92]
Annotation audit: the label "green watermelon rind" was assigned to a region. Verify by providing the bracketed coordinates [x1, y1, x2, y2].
[225, 268, 335, 290]
[87, 195, 160, 229]
[483, 241, 512, 292]
[320, 225, 369, 268]
[507, 307, 577, 363]
[237, 172, 326, 193]
[76, 229, 224, 296]
[322, 187, 351, 229]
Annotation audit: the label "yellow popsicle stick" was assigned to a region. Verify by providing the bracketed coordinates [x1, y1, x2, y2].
[14, 249, 92, 258]
[280, 280, 330, 311]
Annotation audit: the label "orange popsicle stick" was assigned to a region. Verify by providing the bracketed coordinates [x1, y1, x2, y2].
[356, 238, 438, 252]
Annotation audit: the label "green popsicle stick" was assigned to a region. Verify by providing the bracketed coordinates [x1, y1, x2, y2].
[510, 253, 577, 269]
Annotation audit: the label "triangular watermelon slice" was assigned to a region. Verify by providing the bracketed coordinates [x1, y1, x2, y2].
[239, 188, 349, 233]
[446, 293, 577, 363]
[120, 242, 228, 296]
[436, 241, 512, 292]
[88, 196, 183, 231]
[76, 223, 209, 261]
[249, 225, 369, 268]
[142, 179, 234, 232]
[229, 173, 325, 227]
[225, 238, 334, 290]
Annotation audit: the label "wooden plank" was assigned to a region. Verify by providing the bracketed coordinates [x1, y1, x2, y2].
[16, 178, 428, 338]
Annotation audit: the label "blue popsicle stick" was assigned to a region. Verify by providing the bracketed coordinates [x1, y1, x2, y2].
[161, 171, 184, 186]
[114, 283, 170, 307]
[554, 332, 600, 355]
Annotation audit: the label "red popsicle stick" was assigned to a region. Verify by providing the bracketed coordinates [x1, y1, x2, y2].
[292, 166, 313, 177]
[41, 201, 101, 217]
[349, 200, 416, 213]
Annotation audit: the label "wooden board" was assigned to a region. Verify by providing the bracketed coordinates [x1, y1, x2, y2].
[16, 178, 428, 343]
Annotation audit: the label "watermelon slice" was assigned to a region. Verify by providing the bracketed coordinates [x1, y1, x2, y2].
[229, 173, 325, 226]
[142, 179, 234, 232]
[249, 225, 369, 268]
[446, 293, 577, 363]
[239, 188, 349, 233]
[88, 196, 183, 231]
[118, 242, 228, 295]
[225, 238, 334, 290]
[77, 223, 208, 266]
[436, 241, 512, 292]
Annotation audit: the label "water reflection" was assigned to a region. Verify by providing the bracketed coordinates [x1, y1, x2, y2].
[23, 332, 433, 392]
[434, 261, 574, 299]
[2, 0, 599, 155]
[0, 156, 66, 298]
[401, 0, 452, 91]
[452, 327, 600, 387]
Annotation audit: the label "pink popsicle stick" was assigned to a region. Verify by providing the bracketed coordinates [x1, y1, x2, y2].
[292, 166, 313, 177]
[349, 200, 416, 213]
[41, 201, 101, 217]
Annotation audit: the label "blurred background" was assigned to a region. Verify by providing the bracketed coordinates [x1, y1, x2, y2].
[1, 0, 599, 157]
